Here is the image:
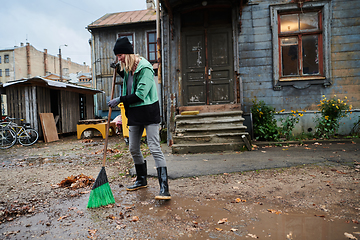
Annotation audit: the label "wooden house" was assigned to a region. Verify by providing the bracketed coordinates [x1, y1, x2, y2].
[1, 77, 103, 138]
[158, 0, 360, 153]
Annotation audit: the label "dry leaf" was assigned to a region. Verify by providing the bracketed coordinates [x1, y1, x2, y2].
[116, 224, 126, 229]
[57, 215, 68, 221]
[344, 232, 357, 239]
[247, 233, 258, 238]
[218, 218, 228, 224]
[88, 229, 97, 235]
[267, 209, 282, 215]
[230, 228, 238, 232]
[215, 228, 223, 231]
[130, 216, 139, 222]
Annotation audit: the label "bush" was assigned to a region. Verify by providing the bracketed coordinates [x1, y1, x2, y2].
[279, 110, 305, 140]
[251, 99, 279, 141]
[315, 95, 351, 138]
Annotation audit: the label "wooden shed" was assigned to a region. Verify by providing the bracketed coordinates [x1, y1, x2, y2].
[1, 77, 103, 138]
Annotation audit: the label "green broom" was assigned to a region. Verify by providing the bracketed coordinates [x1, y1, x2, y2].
[87, 67, 118, 208]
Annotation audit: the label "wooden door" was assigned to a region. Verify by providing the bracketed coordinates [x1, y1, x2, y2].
[181, 20, 234, 106]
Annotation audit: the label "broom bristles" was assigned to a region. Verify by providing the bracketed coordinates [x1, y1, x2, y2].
[87, 167, 115, 208]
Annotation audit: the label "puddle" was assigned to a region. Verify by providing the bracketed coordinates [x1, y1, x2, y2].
[1, 186, 358, 239]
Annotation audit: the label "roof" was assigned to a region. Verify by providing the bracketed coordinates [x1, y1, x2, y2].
[2, 77, 103, 94]
[87, 9, 156, 29]
[43, 73, 70, 81]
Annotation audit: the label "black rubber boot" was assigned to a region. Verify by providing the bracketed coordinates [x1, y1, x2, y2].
[126, 161, 147, 191]
[155, 167, 171, 200]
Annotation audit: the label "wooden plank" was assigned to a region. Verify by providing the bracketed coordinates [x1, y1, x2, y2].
[332, 26, 360, 36]
[332, 35, 360, 44]
[333, 9, 360, 19]
[39, 113, 59, 143]
[332, 52, 360, 61]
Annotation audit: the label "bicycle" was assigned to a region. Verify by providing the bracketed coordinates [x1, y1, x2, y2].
[0, 124, 17, 149]
[0, 117, 39, 149]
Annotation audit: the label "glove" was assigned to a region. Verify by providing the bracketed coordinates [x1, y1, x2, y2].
[107, 97, 120, 108]
[110, 61, 119, 69]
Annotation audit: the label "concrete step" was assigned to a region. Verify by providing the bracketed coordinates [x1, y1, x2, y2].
[171, 142, 245, 154]
[175, 110, 244, 120]
[176, 118, 245, 129]
[175, 126, 247, 136]
[173, 132, 249, 144]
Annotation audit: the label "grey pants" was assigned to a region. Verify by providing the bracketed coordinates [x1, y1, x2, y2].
[128, 124, 166, 168]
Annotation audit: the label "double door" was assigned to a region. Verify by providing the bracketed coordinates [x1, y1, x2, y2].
[182, 27, 234, 106]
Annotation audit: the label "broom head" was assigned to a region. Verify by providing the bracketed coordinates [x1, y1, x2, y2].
[87, 167, 115, 208]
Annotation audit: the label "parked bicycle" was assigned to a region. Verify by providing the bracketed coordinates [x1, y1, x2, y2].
[0, 117, 39, 149]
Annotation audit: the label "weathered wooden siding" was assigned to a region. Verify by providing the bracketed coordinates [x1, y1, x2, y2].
[36, 86, 52, 137]
[239, 0, 360, 113]
[331, 0, 360, 103]
[60, 90, 80, 133]
[6, 86, 39, 132]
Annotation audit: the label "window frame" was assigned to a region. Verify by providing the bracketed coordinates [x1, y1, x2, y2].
[4, 55, 9, 63]
[5, 69, 10, 77]
[0, 69, 2, 77]
[146, 31, 157, 63]
[117, 33, 135, 53]
[270, 2, 331, 90]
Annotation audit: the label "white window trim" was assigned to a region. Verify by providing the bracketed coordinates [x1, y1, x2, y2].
[270, 2, 331, 90]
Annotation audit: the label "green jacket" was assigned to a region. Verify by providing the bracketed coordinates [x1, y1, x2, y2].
[122, 57, 158, 108]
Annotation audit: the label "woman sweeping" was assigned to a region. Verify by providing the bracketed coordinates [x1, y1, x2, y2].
[108, 37, 171, 200]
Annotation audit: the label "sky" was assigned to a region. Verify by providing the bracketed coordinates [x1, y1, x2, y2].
[0, 0, 147, 66]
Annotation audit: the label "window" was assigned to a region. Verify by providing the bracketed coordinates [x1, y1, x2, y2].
[5, 69, 9, 77]
[117, 33, 134, 51]
[279, 11, 322, 77]
[4, 55, 9, 63]
[0, 56, 2, 64]
[270, 2, 331, 89]
[0, 69, 2, 77]
[147, 31, 157, 62]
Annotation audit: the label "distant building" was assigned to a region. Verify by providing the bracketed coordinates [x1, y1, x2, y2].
[69, 72, 92, 88]
[43, 73, 70, 82]
[0, 42, 91, 116]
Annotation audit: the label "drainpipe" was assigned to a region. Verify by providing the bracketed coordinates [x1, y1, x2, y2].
[156, 0, 163, 125]
[156, 0, 161, 85]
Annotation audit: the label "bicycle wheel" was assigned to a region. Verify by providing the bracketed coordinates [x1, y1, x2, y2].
[0, 128, 17, 149]
[18, 129, 39, 146]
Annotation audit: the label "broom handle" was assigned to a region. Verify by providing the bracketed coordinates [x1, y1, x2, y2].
[103, 67, 117, 167]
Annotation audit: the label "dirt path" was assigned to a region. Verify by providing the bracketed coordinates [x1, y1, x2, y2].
[0, 135, 359, 239]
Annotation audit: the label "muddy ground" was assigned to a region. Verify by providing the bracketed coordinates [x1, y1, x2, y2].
[0, 134, 359, 239]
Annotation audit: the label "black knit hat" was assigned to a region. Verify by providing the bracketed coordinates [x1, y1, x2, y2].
[113, 37, 134, 55]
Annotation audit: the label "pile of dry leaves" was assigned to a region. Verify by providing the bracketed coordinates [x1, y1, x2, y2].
[58, 174, 94, 190]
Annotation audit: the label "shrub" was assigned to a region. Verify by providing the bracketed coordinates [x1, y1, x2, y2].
[279, 110, 305, 140]
[251, 99, 279, 141]
[315, 95, 351, 138]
